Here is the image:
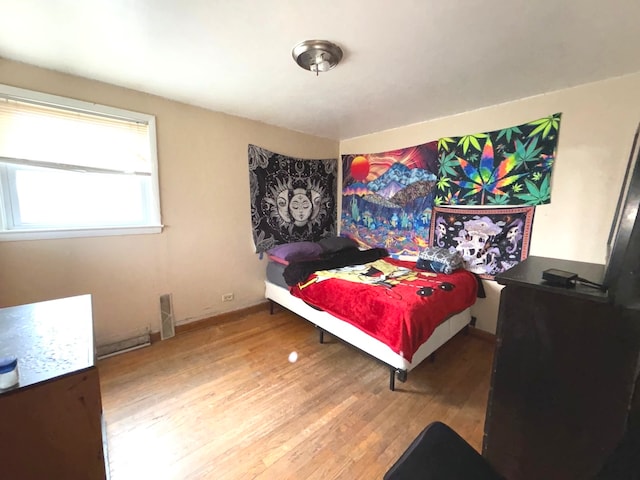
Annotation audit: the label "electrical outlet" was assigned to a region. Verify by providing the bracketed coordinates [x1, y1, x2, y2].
[222, 293, 234, 302]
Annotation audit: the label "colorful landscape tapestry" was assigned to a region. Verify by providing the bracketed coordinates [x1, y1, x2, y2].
[248, 144, 337, 253]
[436, 113, 561, 206]
[429, 206, 535, 279]
[340, 142, 439, 257]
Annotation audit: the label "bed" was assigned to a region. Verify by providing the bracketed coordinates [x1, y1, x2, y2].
[264, 245, 478, 390]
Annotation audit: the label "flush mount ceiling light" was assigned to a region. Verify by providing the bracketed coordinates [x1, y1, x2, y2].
[292, 40, 343, 76]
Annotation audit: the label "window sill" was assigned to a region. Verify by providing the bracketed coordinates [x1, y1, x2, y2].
[0, 225, 164, 242]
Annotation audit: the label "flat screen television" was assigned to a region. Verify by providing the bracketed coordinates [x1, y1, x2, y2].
[602, 123, 640, 308]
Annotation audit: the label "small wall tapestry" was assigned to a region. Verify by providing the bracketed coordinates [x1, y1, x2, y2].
[248, 144, 337, 253]
[429, 206, 535, 279]
[436, 113, 561, 206]
[340, 142, 439, 257]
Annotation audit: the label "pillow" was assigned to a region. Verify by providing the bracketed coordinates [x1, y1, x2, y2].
[267, 241, 323, 264]
[317, 235, 358, 254]
[417, 247, 464, 274]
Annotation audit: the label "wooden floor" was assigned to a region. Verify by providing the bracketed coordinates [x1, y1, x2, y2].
[99, 305, 494, 480]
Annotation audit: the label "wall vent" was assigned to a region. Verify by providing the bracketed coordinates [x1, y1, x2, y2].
[160, 293, 176, 340]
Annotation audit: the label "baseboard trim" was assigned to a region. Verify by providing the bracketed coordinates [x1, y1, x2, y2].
[468, 326, 496, 343]
[97, 333, 151, 359]
[149, 302, 496, 345]
[150, 301, 270, 343]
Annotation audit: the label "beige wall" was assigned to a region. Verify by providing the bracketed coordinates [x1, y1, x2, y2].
[2, 59, 639, 342]
[0, 59, 338, 347]
[341, 72, 640, 333]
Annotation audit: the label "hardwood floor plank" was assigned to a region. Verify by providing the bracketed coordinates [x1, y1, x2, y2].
[99, 307, 494, 479]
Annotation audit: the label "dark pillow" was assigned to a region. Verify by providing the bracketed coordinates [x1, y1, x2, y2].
[417, 246, 464, 274]
[267, 241, 323, 264]
[317, 235, 359, 253]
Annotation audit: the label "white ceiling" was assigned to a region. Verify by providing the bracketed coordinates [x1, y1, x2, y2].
[1, 0, 639, 140]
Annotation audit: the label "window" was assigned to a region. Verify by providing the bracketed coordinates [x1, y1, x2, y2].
[0, 84, 162, 241]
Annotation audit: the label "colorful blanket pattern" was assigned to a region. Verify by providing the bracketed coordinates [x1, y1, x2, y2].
[248, 145, 337, 253]
[436, 113, 561, 206]
[429, 206, 534, 280]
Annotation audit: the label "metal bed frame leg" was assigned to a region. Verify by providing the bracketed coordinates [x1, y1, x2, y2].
[269, 300, 274, 315]
[313, 324, 409, 392]
[390, 368, 408, 391]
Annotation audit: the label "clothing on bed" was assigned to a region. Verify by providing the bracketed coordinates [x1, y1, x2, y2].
[283, 247, 389, 286]
[289, 258, 477, 362]
[312, 258, 427, 285]
[417, 246, 465, 274]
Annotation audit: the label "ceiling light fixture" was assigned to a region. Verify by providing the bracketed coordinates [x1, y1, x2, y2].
[292, 40, 343, 76]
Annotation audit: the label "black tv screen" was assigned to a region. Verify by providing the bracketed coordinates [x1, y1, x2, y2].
[602, 122, 640, 304]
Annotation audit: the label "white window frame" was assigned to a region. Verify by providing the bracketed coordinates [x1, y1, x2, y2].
[0, 84, 163, 241]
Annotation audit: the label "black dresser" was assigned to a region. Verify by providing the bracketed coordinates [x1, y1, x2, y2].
[483, 256, 640, 479]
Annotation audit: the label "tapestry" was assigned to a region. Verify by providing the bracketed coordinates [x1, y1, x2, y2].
[340, 142, 439, 257]
[436, 113, 561, 206]
[248, 144, 337, 253]
[429, 206, 535, 279]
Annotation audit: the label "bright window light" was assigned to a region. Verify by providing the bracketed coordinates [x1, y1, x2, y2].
[14, 166, 147, 226]
[0, 84, 162, 241]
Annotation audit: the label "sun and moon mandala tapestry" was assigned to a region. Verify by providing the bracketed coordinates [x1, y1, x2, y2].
[248, 144, 337, 253]
[249, 113, 560, 276]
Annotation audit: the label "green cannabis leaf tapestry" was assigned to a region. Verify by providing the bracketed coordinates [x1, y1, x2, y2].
[248, 145, 337, 253]
[436, 113, 561, 206]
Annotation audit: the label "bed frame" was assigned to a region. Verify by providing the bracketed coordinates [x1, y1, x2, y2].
[265, 280, 471, 391]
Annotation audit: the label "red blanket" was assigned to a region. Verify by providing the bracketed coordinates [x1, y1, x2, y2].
[289, 258, 477, 362]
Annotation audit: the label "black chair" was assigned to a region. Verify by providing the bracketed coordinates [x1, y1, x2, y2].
[383, 421, 503, 480]
[384, 420, 640, 480]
